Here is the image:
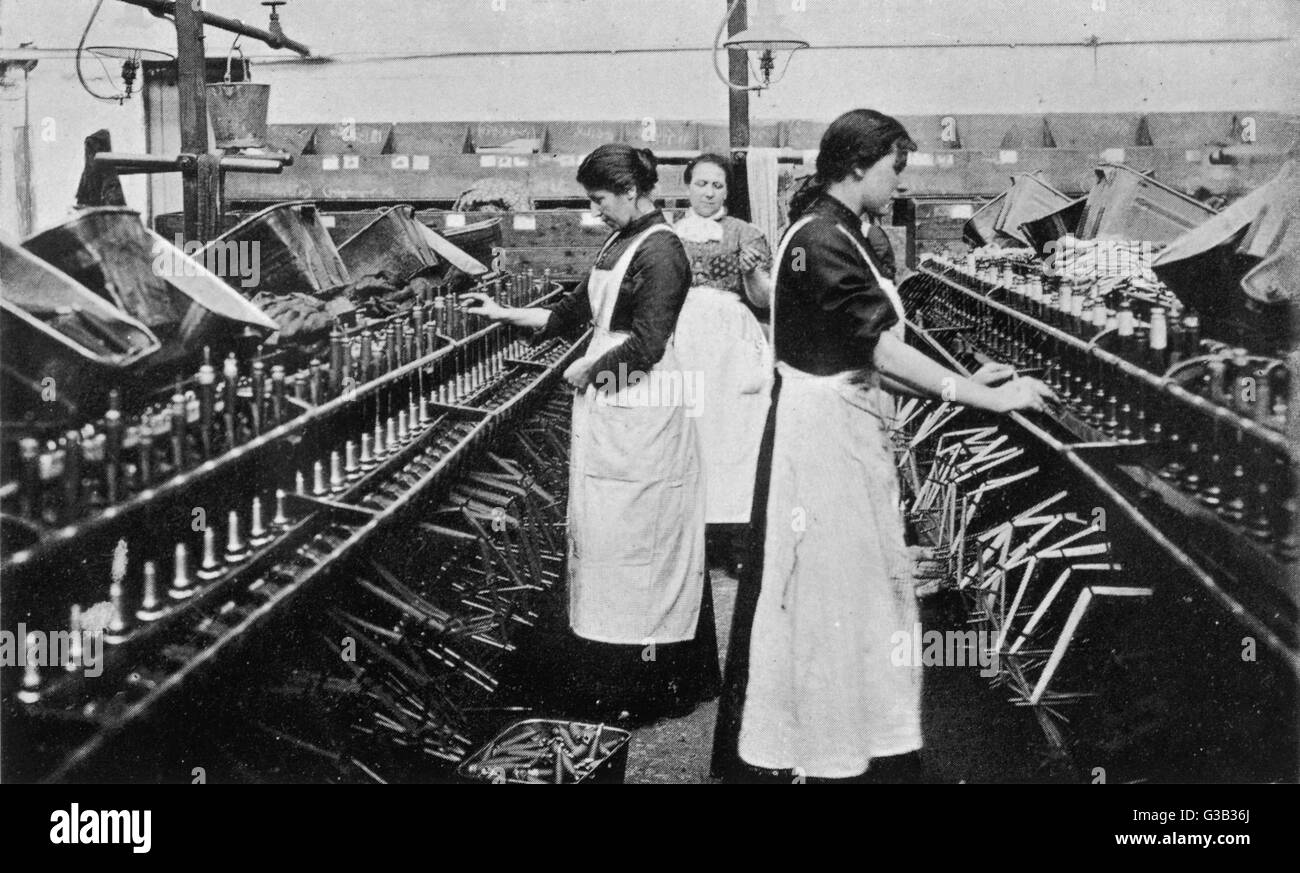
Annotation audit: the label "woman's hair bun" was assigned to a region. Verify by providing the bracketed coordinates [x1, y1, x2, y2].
[634, 148, 659, 190]
[576, 143, 659, 196]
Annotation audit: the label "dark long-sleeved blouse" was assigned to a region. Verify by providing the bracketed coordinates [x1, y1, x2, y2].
[774, 195, 900, 376]
[536, 211, 690, 390]
[864, 222, 897, 281]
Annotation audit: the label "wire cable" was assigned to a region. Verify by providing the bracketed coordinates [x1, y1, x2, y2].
[712, 0, 761, 93]
[76, 0, 126, 103]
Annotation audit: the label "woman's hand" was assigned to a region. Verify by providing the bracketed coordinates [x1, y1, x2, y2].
[458, 292, 509, 321]
[970, 361, 1017, 387]
[991, 376, 1057, 414]
[737, 246, 763, 274]
[562, 356, 595, 389]
[739, 241, 773, 307]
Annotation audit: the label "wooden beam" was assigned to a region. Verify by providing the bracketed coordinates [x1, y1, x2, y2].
[174, 0, 207, 242]
[726, 0, 752, 221]
[727, 0, 749, 151]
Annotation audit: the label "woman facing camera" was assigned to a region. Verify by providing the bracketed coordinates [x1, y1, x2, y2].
[712, 110, 1054, 782]
[672, 154, 774, 543]
[462, 144, 719, 723]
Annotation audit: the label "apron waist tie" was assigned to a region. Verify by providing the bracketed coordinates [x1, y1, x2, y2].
[774, 361, 893, 426]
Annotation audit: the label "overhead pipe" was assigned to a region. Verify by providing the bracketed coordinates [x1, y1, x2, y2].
[117, 0, 312, 57]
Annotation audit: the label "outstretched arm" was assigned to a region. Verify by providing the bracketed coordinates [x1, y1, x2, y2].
[872, 332, 1055, 413]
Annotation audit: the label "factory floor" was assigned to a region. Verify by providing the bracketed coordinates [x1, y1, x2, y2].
[623, 568, 1072, 785]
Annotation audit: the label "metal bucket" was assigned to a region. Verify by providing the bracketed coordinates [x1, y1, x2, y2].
[456, 719, 631, 784]
[207, 81, 271, 150]
[206, 51, 270, 150]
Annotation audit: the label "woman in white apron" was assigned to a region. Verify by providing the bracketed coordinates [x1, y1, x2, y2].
[712, 110, 1055, 782]
[671, 155, 773, 531]
[462, 144, 719, 723]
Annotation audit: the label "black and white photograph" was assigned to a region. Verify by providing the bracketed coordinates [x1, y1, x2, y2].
[0, 0, 1296, 832]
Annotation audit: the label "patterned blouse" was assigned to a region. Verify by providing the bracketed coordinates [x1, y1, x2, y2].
[678, 215, 773, 297]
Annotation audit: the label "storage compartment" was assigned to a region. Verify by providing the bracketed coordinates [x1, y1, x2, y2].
[457, 718, 631, 784]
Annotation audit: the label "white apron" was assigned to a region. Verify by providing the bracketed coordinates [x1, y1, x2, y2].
[567, 223, 708, 645]
[738, 215, 921, 778]
[672, 284, 771, 523]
